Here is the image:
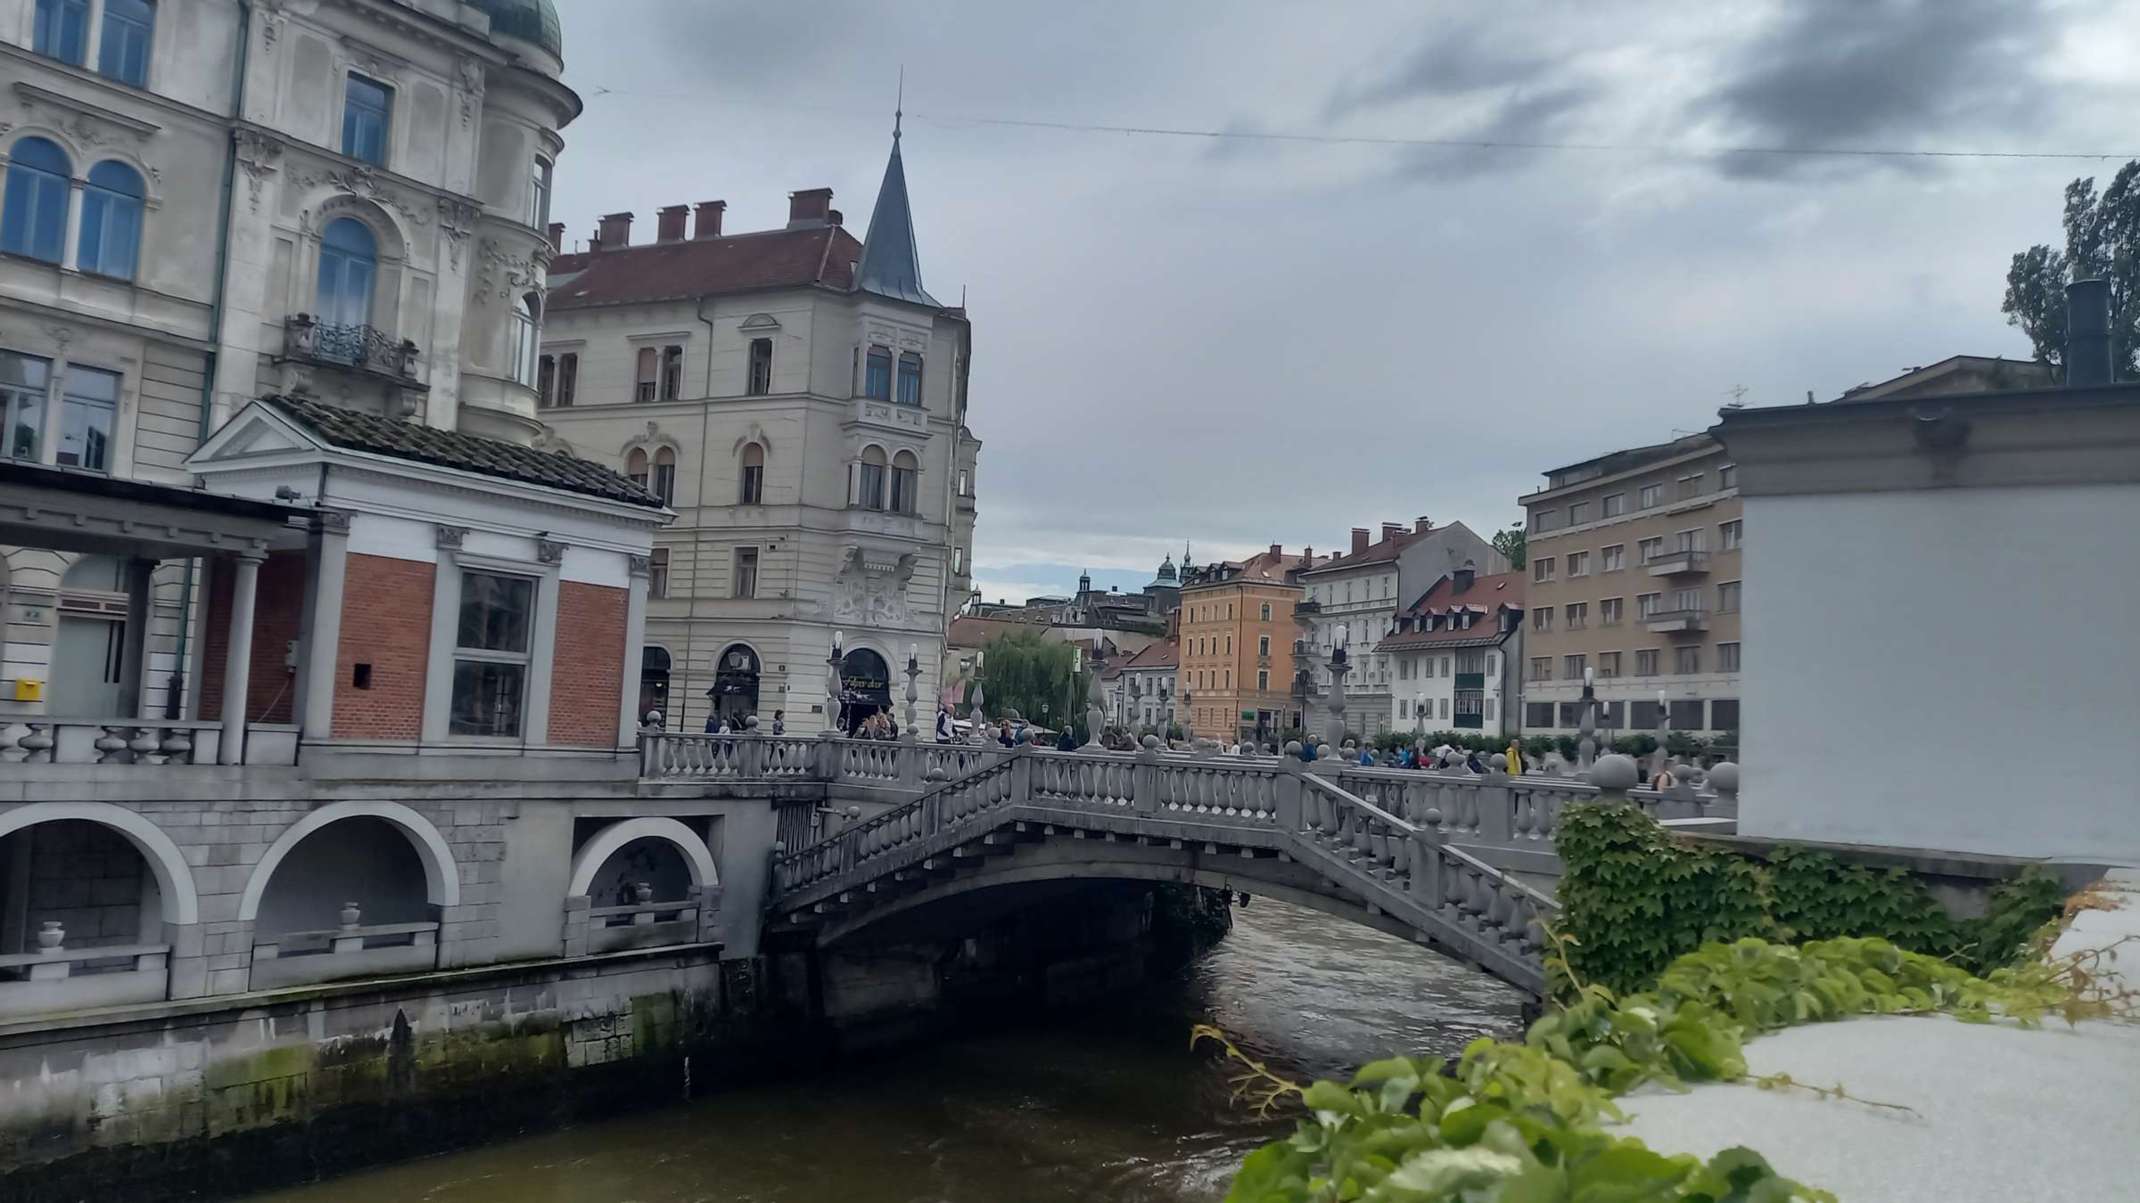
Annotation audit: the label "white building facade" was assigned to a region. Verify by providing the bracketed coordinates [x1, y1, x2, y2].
[0, 0, 578, 719]
[534, 130, 979, 735]
[1376, 568, 1524, 739]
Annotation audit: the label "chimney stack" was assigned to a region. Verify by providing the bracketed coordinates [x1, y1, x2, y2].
[693, 200, 726, 240]
[1415, 516, 1432, 534]
[595, 211, 633, 251]
[1303, 546, 1313, 564]
[1268, 543, 1282, 558]
[787, 187, 834, 227]
[2066, 278, 2112, 387]
[655, 204, 688, 243]
[1381, 523, 1403, 542]
[1350, 528, 1369, 555]
[545, 222, 565, 252]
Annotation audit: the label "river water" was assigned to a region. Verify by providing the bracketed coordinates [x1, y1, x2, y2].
[249, 899, 1522, 1203]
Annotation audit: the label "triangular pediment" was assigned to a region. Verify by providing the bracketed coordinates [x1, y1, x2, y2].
[186, 401, 328, 469]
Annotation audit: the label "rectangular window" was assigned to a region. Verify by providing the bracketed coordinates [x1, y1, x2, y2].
[863, 345, 892, 400]
[1557, 701, 1582, 727]
[342, 75, 393, 166]
[537, 355, 555, 405]
[1529, 657, 1551, 681]
[1564, 602, 1587, 629]
[1630, 700, 1661, 728]
[956, 469, 970, 496]
[1600, 597, 1623, 626]
[1637, 592, 1660, 617]
[889, 461, 917, 514]
[1597, 651, 1621, 678]
[556, 353, 577, 406]
[740, 461, 763, 505]
[529, 157, 552, 227]
[1719, 519, 1742, 551]
[1562, 654, 1586, 680]
[1672, 588, 1702, 612]
[1720, 465, 1738, 490]
[1639, 483, 1662, 508]
[635, 347, 658, 402]
[649, 547, 670, 600]
[1716, 581, 1741, 613]
[1258, 635, 1270, 656]
[660, 345, 683, 401]
[896, 352, 923, 406]
[1678, 474, 1703, 500]
[449, 571, 533, 737]
[1398, 699, 1408, 719]
[857, 460, 885, 511]
[1712, 698, 1741, 729]
[747, 338, 773, 395]
[952, 547, 964, 574]
[1531, 607, 1552, 632]
[1638, 537, 1664, 563]
[1532, 556, 1555, 582]
[1676, 528, 1704, 553]
[33, 0, 89, 65]
[1601, 544, 1624, 572]
[56, 365, 117, 471]
[651, 458, 676, 506]
[98, 0, 154, 87]
[1566, 550, 1589, 577]
[1439, 698, 1449, 719]
[1675, 646, 1700, 675]
[1567, 501, 1590, 525]
[1601, 492, 1626, 518]
[1525, 701, 1554, 728]
[1669, 699, 1705, 730]
[1635, 649, 1659, 677]
[1257, 670, 1269, 691]
[0, 351, 52, 462]
[1718, 642, 1741, 672]
[732, 547, 759, 599]
[1531, 509, 1564, 533]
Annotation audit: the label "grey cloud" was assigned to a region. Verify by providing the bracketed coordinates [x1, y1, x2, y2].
[1702, 0, 2062, 179]
[1326, 23, 1554, 118]
[1388, 84, 1596, 182]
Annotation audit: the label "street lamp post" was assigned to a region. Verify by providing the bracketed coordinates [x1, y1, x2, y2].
[902, 643, 920, 743]
[825, 631, 845, 739]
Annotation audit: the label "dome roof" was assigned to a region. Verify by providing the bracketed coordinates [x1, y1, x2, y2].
[472, 0, 561, 58]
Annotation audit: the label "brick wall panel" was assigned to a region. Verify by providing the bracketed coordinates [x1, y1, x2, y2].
[332, 555, 435, 741]
[548, 581, 625, 746]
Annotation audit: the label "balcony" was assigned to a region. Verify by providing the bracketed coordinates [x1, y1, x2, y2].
[1642, 607, 1710, 634]
[1646, 549, 1710, 577]
[851, 396, 929, 436]
[281, 315, 424, 385]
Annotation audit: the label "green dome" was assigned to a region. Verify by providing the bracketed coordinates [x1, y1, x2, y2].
[473, 0, 561, 58]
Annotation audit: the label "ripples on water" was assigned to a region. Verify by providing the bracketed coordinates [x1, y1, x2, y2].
[247, 898, 1522, 1203]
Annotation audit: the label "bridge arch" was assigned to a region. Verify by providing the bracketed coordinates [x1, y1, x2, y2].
[238, 801, 459, 923]
[566, 817, 718, 898]
[0, 802, 200, 927]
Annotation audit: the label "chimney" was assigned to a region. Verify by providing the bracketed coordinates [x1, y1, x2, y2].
[1454, 559, 1476, 592]
[545, 222, 565, 252]
[655, 204, 688, 243]
[2066, 278, 2112, 387]
[693, 200, 726, 240]
[1303, 546, 1313, 564]
[1414, 515, 1432, 534]
[1381, 522, 1403, 542]
[595, 211, 632, 250]
[787, 187, 834, 227]
[1268, 543, 1282, 558]
[1350, 528, 1369, 555]
[827, 209, 843, 226]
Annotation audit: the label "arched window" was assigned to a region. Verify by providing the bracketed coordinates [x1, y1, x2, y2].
[651, 446, 676, 505]
[739, 442, 764, 504]
[315, 217, 377, 328]
[857, 446, 887, 511]
[896, 352, 923, 406]
[79, 161, 144, 279]
[510, 293, 539, 386]
[1, 137, 72, 263]
[863, 345, 891, 400]
[889, 450, 919, 514]
[625, 448, 649, 489]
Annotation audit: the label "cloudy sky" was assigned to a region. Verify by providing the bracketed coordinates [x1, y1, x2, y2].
[549, 0, 2139, 605]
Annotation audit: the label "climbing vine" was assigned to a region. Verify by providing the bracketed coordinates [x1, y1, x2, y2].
[1206, 930, 2125, 1202]
[1554, 802, 2067, 994]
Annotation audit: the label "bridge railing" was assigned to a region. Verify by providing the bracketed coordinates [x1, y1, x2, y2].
[1333, 765, 1735, 850]
[640, 732, 1016, 792]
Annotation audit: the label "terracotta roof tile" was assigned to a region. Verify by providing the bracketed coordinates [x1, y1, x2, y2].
[547, 226, 865, 310]
[1374, 570, 1526, 652]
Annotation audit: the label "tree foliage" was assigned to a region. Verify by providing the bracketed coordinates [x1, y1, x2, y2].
[2002, 161, 2140, 377]
[1491, 525, 1526, 570]
[968, 631, 1092, 735]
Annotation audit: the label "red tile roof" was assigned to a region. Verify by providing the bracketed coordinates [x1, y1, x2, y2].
[546, 226, 865, 310]
[1183, 548, 1303, 587]
[1302, 527, 1435, 573]
[1374, 570, 1526, 651]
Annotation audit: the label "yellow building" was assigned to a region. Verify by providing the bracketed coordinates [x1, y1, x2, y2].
[1176, 545, 1303, 743]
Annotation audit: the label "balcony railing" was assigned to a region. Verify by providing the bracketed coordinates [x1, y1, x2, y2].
[1646, 549, 1711, 577]
[0, 936, 169, 1019]
[283, 314, 422, 381]
[1642, 607, 1710, 634]
[0, 719, 300, 766]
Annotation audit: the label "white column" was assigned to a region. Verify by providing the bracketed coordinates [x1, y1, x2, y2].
[616, 553, 651, 747]
[81, 0, 108, 71]
[419, 529, 464, 743]
[218, 552, 265, 764]
[118, 556, 154, 718]
[297, 516, 350, 742]
[60, 180, 85, 272]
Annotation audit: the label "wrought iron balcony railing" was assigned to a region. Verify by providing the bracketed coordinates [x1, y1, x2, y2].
[283, 315, 422, 381]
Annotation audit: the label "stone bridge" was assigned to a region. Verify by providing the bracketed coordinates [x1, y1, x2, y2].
[638, 737, 1739, 999]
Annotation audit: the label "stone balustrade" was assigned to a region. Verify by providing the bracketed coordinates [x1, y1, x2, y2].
[0, 720, 240, 766]
[249, 920, 441, 990]
[0, 935, 173, 1019]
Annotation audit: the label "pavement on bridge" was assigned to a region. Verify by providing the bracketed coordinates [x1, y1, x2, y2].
[1618, 868, 2140, 1203]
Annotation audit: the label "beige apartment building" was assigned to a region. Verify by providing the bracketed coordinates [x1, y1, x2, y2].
[1517, 433, 1743, 744]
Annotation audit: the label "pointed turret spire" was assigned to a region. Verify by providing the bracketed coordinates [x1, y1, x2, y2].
[856, 90, 939, 307]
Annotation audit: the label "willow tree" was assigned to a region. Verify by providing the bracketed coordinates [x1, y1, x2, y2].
[969, 631, 1092, 736]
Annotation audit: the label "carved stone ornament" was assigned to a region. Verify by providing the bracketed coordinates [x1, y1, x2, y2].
[235, 131, 284, 214]
[818, 546, 918, 627]
[474, 237, 547, 303]
[438, 197, 481, 270]
[435, 525, 467, 550]
[627, 554, 652, 577]
[536, 538, 566, 565]
[458, 56, 487, 128]
[294, 164, 428, 228]
[316, 509, 352, 534]
[258, 0, 287, 51]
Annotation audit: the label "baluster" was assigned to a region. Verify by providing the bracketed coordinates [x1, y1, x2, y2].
[93, 724, 129, 763]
